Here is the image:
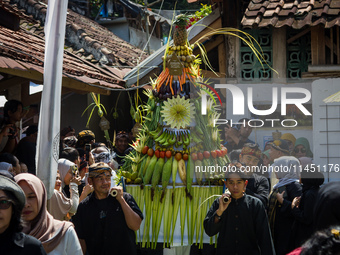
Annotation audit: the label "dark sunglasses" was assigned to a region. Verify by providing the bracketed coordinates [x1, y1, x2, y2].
[294, 147, 306, 153]
[0, 199, 13, 210]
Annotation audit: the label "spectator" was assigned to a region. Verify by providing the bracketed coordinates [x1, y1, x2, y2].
[15, 125, 38, 175]
[204, 169, 275, 255]
[113, 131, 132, 167]
[58, 147, 81, 197]
[92, 146, 118, 171]
[298, 157, 312, 170]
[239, 143, 261, 169]
[301, 226, 340, 254]
[19, 162, 28, 173]
[76, 158, 88, 195]
[268, 139, 290, 163]
[228, 149, 242, 163]
[75, 130, 96, 164]
[313, 181, 340, 231]
[290, 166, 324, 249]
[76, 130, 95, 150]
[63, 136, 78, 148]
[0, 174, 47, 255]
[47, 171, 80, 221]
[59, 126, 75, 154]
[91, 142, 107, 149]
[288, 226, 340, 255]
[239, 143, 269, 206]
[262, 150, 271, 166]
[0, 100, 24, 154]
[294, 137, 313, 159]
[280, 133, 296, 154]
[0, 153, 21, 175]
[223, 118, 255, 152]
[268, 139, 291, 189]
[72, 162, 143, 255]
[236, 118, 255, 144]
[60, 126, 75, 141]
[91, 146, 118, 189]
[223, 125, 237, 152]
[15, 173, 82, 255]
[0, 162, 14, 176]
[72, 156, 94, 202]
[263, 140, 274, 152]
[268, 156, 302, 255]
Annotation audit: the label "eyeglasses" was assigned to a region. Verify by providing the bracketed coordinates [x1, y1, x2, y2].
[0, 199, 13, 210]
[294, 147, 306, 153]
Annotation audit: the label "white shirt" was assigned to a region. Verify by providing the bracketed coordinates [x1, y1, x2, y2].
[47, 226, 82, 255]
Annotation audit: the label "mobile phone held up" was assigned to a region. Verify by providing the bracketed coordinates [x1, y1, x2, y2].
[85, 144, 91, 161]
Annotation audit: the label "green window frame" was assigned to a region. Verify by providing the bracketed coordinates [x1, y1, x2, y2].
[240, 28, 273, 82]
[286, 28, 311, 80]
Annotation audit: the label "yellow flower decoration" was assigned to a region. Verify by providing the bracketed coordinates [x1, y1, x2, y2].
[161, 96, 194, 129]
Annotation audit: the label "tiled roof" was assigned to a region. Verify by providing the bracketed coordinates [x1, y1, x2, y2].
[241, 0, 340, 29]
[0, 25, 125, 89]
[0, 0, 149, 90]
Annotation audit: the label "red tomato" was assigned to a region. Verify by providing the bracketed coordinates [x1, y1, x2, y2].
[197, 152, 204, 161]
[142, 146, 149, 155]
[160, 151, 166, 158]
[175, 152, 182, 161]
[216, 150, 222, 157]
[147, 148, 153, 156]
[165, 150, 172, 159]
[191, 153, 198, 161]
[203, 151, 210, 159]
[154, 149, 160, 158]
[211, 150, 217, 159]
[182, 153, 189, 161]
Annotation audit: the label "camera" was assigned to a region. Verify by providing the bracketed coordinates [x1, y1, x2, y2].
[70, 165, 79, 177]
[85, 144, 91, 152]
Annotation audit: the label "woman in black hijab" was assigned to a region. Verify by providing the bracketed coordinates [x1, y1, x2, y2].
[290, 164, 324, 250]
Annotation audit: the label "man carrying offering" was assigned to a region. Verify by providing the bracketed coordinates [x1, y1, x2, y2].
[204, 169, 275, 255]
[72, 162, 143, 255]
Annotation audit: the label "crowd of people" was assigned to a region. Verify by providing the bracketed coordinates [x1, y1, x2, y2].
[201, 119, 340, 255]
[0, 100, 340, 255]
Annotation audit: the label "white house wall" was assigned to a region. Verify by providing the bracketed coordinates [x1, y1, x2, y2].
[312, 78, 340, 182]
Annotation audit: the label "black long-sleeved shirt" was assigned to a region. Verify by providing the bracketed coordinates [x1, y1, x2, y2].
[291, 186, 319, 248]
[204, 194, 275, 255]
[314, 182, 340, 231]
[246, 173, 270, 207]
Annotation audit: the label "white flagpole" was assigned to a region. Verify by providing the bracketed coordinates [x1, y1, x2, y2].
[36, 0, 69, 199]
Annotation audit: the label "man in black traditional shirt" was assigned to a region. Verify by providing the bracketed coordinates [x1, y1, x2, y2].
[72, 162, 143, 255]
[204, 169, 275, 255]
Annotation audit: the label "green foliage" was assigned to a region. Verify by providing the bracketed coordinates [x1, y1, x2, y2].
[186, 4, 212, 28]
[82, 93, 107, 128]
